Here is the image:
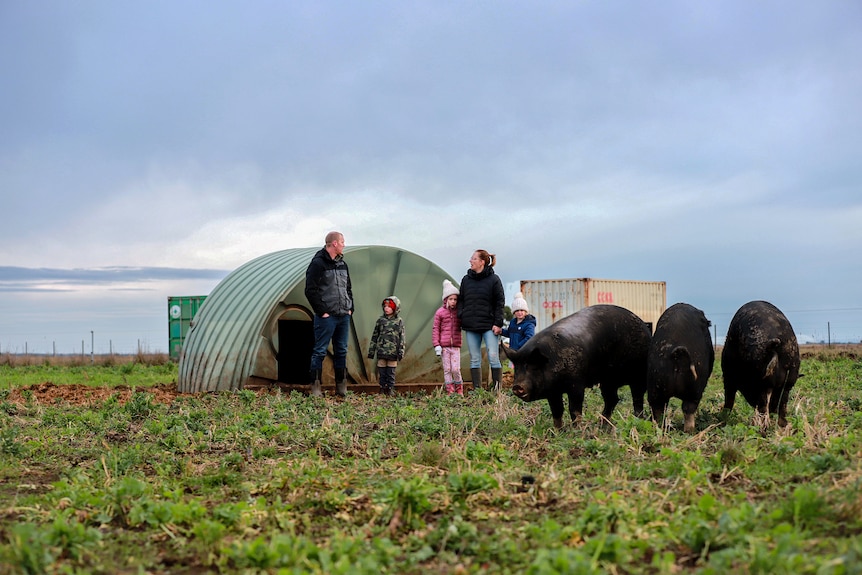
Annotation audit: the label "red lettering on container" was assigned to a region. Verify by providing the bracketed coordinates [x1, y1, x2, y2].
[543, 301, 563, 308]
[597, 292, 614, 303]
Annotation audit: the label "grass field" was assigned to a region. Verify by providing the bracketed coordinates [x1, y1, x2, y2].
[0, 347, 860, 574]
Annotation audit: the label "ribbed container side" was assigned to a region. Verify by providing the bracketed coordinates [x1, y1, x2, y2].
[519, 278, 586, 333]
[520, 278, 666, 333]
[583, 279, 666, 332]
[168, 296, 207, 360]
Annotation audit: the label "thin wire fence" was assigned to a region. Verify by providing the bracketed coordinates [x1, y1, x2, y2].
[0, 334, 167, 359]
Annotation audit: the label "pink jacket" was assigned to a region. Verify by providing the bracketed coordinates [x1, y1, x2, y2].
[432, 305, 462, 348]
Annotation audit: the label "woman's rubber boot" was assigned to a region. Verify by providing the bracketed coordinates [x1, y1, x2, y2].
[470, 368, 482, 393]
[491, 367, 503, 394]
[310, 369, 323, 398]
[335, 367, 347, 397]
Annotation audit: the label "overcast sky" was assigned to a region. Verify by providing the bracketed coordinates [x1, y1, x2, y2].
[2, 1, 861, 354]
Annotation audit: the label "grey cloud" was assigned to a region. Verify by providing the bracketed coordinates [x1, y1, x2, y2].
[0, 266, 228, 292]
[1, 1, 861, 347]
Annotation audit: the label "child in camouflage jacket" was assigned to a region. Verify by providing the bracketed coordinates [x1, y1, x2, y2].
[367, 296, 406, 396]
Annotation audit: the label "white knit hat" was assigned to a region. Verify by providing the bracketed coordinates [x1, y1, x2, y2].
[442, 279, 459, 301]
[511, 292, 529, 313]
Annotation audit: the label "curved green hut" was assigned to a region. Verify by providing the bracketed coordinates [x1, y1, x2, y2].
[178, 245, 460, 393]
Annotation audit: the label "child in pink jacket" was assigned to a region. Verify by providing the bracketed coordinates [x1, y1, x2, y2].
[432, 279, 464, 395]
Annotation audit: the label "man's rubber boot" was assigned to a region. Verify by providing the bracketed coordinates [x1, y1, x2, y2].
[335, 367, 347, 397]
[310, 369, 323, 398]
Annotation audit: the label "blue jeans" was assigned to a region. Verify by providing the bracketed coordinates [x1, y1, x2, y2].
[465, 329, 501, 369]
[310, 314, 350, 370]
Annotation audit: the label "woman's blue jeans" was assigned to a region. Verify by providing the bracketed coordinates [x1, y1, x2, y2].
[310, 314, 350, 370]
[465, 329, 502, 369]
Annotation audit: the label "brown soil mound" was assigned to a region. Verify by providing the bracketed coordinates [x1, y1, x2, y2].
[5, 382, 183, 407]
[6, 373, 517, 407]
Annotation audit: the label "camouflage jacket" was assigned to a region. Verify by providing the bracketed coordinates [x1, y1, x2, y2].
[367, 296, 406, 361]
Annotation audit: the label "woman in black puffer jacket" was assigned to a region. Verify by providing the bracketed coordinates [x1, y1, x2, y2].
[458, 249, 505, 392]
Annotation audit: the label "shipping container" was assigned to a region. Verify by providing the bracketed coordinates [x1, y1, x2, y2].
[519, 278, 666, 333]
[168, 295, 207, 360]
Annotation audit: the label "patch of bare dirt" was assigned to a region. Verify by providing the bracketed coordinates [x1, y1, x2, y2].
[5, 382, 184, 407]
[6, 376, 516, 406]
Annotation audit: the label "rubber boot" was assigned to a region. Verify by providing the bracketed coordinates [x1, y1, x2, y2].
[335, 367, 347, 397]
[444, 382, 454, 395]
[387, 367, 397, 396]
[491, 367, 502, 394]
[470, 368, 482, 393]
[377, 366, 386, 395]
[380, 367, 396, 396]
[454, 381, 464, 396]
[310, 369, 323, 398]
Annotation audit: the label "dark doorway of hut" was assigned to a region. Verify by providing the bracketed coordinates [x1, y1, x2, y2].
[277, 319, 314, 384]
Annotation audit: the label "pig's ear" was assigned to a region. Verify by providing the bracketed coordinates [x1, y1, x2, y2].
[670, 346, 690, 362]
[670, 346, 692, 373]
[528, 347, 550, 366]
[501, 343, 518, 361]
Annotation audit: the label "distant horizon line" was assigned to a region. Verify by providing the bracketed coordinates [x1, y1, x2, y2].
[3, 341, 862, 357]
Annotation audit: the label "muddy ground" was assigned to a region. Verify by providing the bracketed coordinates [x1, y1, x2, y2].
[3, 342, 856, 407]
[4, 382, 185, 407]
[3, 374, 518, 407]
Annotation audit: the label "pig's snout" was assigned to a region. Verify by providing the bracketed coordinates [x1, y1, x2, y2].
[512, 383, 529, 399]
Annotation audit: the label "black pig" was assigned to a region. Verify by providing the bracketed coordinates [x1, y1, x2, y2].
[647, 303, 714, 433]
[503, 304, 650, 428]
[721, 300, 800, 427]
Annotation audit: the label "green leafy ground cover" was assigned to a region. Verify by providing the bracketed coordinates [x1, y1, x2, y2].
[0, 357, 861, 574]
[0, 362, 176, 388]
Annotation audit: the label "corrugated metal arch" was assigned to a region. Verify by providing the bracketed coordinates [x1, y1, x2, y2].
[178, 245, 457, 393]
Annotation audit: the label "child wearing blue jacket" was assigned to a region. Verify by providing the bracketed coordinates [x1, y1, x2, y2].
[502, 292, 536, 360]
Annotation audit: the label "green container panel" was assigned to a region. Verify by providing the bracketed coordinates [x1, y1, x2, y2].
[168, 296, 207, 360]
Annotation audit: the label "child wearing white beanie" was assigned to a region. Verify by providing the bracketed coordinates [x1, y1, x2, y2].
[432, 279, 464, 395]
[502, 292, 536, 365]
[511, 292, 529, 314]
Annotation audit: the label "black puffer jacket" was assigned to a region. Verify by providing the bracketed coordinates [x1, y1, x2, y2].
[304, 248, 354, 317]
[458, 266, 505, 332]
